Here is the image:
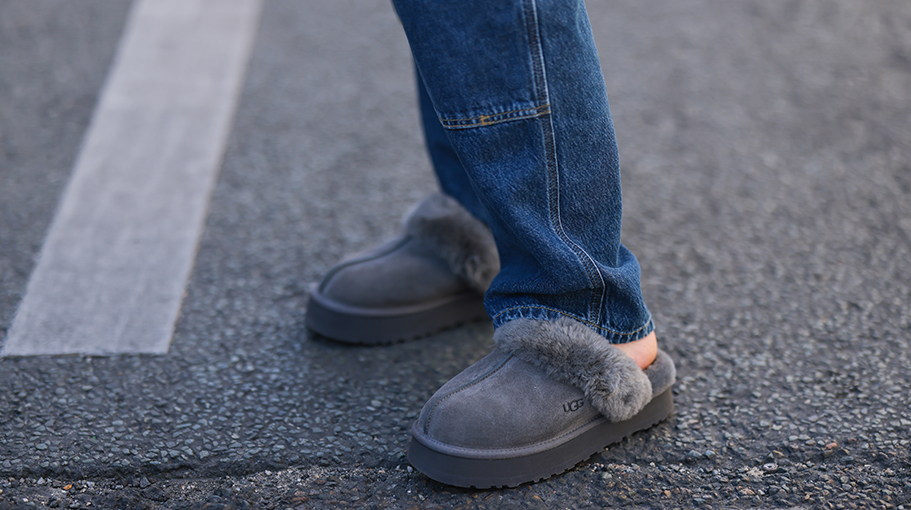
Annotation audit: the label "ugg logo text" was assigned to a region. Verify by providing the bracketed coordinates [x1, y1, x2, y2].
[563, 399, 585, 413]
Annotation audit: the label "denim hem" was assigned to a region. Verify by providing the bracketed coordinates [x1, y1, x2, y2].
[490, 306, 654, 344]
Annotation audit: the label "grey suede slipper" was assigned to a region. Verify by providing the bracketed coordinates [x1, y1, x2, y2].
[407, 317, 676, 488]
[306, 193, 499, 344]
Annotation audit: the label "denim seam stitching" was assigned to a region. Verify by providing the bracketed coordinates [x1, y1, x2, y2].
[439, 104, 551, 129]
[492, 305, 653, 338]
[525, 0, 606, 325]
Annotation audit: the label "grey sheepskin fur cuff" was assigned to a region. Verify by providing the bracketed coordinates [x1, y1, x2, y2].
[495, 317, 660, 422]
[404, 193, 500, 294]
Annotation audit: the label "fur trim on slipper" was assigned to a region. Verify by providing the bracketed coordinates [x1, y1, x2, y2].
[495, 317, 656, 422]
[404, 193, 499, 294]
[645, 349, 677, 397]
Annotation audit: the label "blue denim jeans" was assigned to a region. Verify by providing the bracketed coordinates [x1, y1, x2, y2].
[394, 0, 653, 344]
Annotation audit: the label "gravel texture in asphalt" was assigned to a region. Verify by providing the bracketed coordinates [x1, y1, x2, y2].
[1, 0, 910, 508]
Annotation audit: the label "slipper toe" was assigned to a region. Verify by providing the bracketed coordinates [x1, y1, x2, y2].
[407, 317, 676, 488]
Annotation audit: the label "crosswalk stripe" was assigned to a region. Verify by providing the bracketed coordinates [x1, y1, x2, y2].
[2, 0, 263, 356]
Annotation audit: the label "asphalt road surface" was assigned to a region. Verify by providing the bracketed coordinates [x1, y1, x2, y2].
[1, 0, 910, 508]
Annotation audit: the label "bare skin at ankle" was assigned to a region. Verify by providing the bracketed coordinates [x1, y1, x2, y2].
[614, 331, 657, 370]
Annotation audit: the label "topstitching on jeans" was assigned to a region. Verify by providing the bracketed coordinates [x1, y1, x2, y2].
[523, 0, 606, 326]
[438, 103, 550, 130]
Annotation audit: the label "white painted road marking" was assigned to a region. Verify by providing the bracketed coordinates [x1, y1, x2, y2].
[2, 0, 263, 356]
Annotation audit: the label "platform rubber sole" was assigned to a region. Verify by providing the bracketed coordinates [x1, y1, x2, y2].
[407, 388, 674, 488]
[305, 289, 488, 345]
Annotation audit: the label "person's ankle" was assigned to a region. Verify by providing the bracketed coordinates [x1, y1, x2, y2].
[614, 332, 657, 370]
